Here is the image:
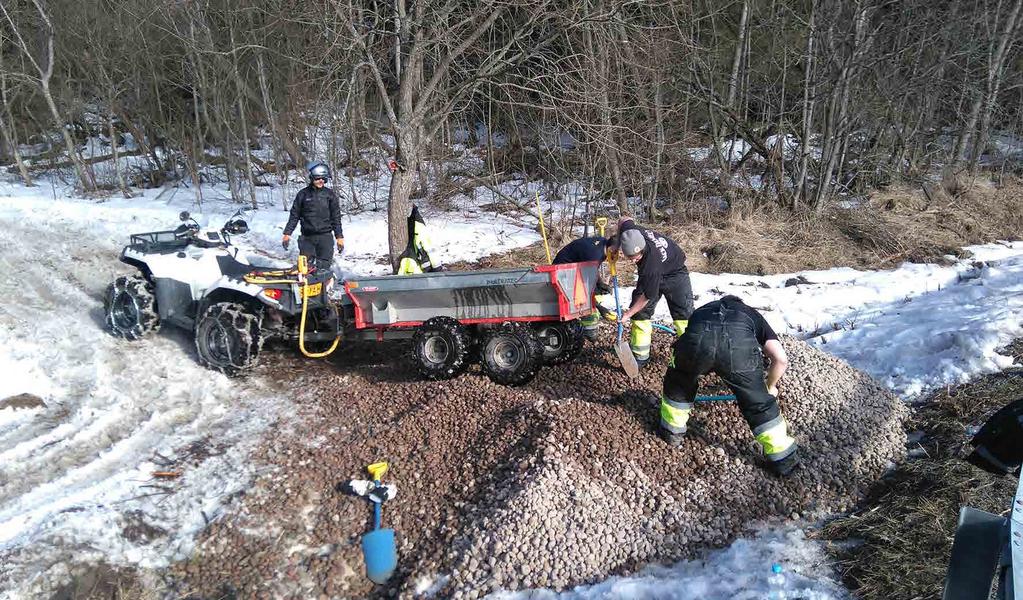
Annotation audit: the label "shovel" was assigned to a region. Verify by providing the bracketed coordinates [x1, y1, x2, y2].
[355, 461, 397, 584]
[607, 250, 640, 378]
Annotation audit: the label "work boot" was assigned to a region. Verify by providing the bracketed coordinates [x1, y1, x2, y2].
[658, 427, 686, 448]
[765, 450, 801, 477]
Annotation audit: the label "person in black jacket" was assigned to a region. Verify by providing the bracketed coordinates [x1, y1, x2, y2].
[281, 163, 344, 271]
[609, 218, 694, 366]
[660, 295, 799, 476]
[553, 236, 612, 340]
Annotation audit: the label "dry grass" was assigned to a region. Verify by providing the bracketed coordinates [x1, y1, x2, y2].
[815, 341, 1023, 600]
[452, 176, 1023, 276]
[48, 563, 162, 600]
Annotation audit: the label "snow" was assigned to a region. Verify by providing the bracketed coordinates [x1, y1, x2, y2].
[619, 241, 1023, 399]
[490, 525, 848, 600]
[718, 139, 752, 163]
[0, 177, 538, 597]
[1, 170, 1022, 596]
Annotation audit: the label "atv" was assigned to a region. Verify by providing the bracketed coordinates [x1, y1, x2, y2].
[104, 211, 341, 375]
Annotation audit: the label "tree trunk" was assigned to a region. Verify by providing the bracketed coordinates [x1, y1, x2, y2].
[794, 0, 817, 206]
[387, 129, 419, 270]
[727, 0, 750, 109]
[229, 25, 258, 209]
[970, 0, 1023, 171]
[954, 0, 1023, 168]
[108, 112, 130, 197]
[42, 82, 94, 191]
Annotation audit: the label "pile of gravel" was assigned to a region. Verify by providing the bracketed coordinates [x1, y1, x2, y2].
[172, 335, 909, 599]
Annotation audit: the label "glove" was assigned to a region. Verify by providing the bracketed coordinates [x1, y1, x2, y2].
[768, 384, 779, 397]
[281, 234, 290, 250]
[336, 237, 345, 253]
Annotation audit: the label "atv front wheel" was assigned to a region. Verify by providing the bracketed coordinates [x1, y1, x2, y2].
[104, 275, 160, 340]
[479, 322, 543, 386]
[195, 302, 263, 376]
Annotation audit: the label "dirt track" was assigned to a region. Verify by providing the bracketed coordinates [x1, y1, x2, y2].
[172, 330, 908, 599]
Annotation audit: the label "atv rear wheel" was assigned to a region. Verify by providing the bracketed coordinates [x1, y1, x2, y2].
[480, 322, 543, 386]
[412, 316, 471, 380]
[534, 320, 585, 365]
[195, 302, 262, 376]
[104, 275, 159, 340]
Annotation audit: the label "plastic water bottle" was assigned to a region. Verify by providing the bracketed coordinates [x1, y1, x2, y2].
[767, 563, 788, 599]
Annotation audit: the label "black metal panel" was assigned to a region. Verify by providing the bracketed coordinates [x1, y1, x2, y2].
[943, 507, 1009, 600]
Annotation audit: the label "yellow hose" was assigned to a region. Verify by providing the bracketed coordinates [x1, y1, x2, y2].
[295, 255, 340, 358]
[536, 191, 552, 264]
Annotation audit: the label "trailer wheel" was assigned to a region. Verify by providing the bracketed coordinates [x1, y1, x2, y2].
[104, 275, 160, 340]
[412, 316, 471, 380]
[195, 302, 263, 376]
[480, 323, 543, 386]
[535, 321, 585, 365]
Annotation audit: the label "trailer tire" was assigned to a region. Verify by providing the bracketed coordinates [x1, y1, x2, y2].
[195, 302, 263, 376]
[104, 275, 160, 340]
[413, 317, 471, 380]
[535, 320, 585, 365]
[480, 323, 543, 386]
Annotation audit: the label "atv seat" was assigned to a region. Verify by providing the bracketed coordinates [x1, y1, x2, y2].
[217, 255, 263, 279]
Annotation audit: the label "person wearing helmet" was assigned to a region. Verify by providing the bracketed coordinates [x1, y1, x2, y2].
[609, 217, 694, 367]
[281, 163, 345, 271]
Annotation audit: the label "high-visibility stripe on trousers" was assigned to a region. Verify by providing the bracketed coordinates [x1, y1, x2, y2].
[753, 415, 797, 462]
[630, 319, 653, 362]
[660, 395, 692, 434]
[673, 319, 688, 336]
[580, 311, 600, 339]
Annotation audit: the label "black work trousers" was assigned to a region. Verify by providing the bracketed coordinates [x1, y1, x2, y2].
[664, 319, 779, 431]
[298, 232, 335, 272]
[633, 269, 695, 321]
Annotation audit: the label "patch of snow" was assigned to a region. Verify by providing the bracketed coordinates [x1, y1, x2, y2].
[490, 524, 848, 599]
[614, 240, 1023, 399]
[718, 139, 751, 163]
[686, 147, 712, 162]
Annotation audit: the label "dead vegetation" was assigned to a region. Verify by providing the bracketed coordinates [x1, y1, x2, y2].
[46, 564, 161, 600]
[451, 175, 1023, 277]
[815, 340, 1023, 600]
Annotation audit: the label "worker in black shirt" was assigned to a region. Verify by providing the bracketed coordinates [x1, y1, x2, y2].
[553, 236, 607, 264]
[281, 163, 344, 271]
[610, 218, 694, 366]
[553, 236, 611, 340]
[660, 295, 799, 476]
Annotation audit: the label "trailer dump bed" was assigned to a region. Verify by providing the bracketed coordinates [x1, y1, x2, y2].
[342, 261, 599, 329]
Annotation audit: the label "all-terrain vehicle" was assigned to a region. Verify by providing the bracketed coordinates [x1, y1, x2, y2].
[107, 212, 601, 384]
[104, 211, 340, 374]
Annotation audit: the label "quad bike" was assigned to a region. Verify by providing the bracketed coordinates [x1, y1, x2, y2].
[104, 211, 341, 375]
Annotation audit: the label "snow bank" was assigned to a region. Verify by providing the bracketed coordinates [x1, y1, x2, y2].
[623, 241, 1023, 399]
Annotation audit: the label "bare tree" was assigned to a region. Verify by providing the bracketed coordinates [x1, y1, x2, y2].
[1, 0, 94, 190]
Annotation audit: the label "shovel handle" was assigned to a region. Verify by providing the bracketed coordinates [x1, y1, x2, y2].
[372, 479, 382, 529]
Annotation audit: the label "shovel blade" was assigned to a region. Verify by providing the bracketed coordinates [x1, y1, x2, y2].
[362, 528, 397, 584]
[614, 338, 640, 378]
